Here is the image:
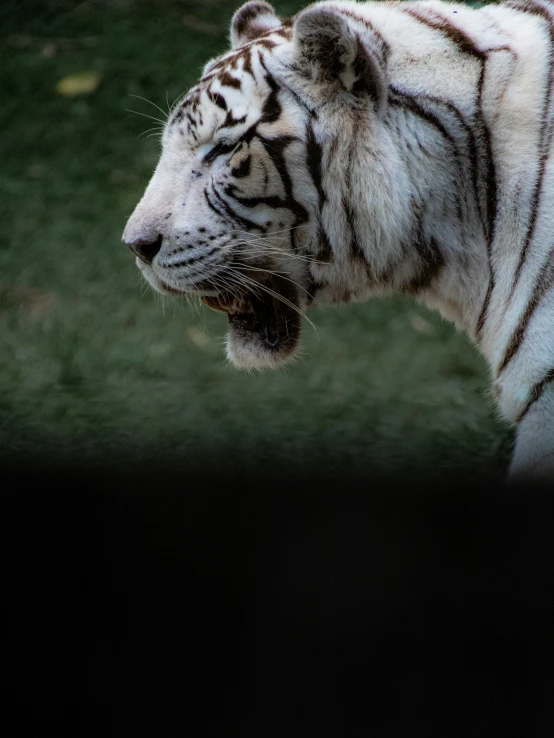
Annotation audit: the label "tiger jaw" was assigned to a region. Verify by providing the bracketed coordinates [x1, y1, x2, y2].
[202, 274, 302, 369]
[139, 257, 303, 368]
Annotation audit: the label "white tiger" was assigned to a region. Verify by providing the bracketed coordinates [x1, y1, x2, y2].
[123, 0, 554, 484]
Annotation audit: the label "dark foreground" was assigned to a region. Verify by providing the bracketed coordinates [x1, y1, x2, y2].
[3, 459, 554, 737]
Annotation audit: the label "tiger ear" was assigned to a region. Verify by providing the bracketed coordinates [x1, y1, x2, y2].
[293, 7, 387, 112]
[230, 1, 281, 49]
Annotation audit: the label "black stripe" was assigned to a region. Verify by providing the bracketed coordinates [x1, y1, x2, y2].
[208, 91, 227, 110]
[402, 238, 445, 294]
[517, 367, 554, 422]
[277, 75, 318, 117]
[406, 7, 484, 57]
[305, 121, 333, 261]
[477, 58, 498, 251]
[204, 187, 227, 221]
[389, 84, 465, 229]
[242, 48, 254, 76]
[259, 134, 309, 245]
[402, 203, 445, 293]
[474, 46, 498, 338]
[389, 87, 457, 145]
[403, 7, 500, 339]
[505, 0, 554, 298]
[203, 141, 238, 165]
[498, 245, 554, 373]
[212, 187, 266, 233]
[257, 54, 318, 126]
[255, 39, 278, 51]
[205, 30, 278, 78]
[316, 228, 333, 263]
[305, 122, 326, 212]
[231, 155, 251, 178]
[218, 72, 242, 90]
[305, 278, 322, 304]
[258, 61, 282, 123]
[412, 92, 483, 233]
[172, 245, 220, 269]
[220, 112, 247, 129]
[208, 53, 241, 77]
[224, 186, 287, 209]
[342, 195, 366, 262]
[340, 116, 367, 265]
[261, 159, 269, 192]
[475, 277, 494, 340]
[274, 26, 293, 41]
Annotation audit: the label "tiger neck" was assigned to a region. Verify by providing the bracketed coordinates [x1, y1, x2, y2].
[388, 98, 490, 339]
[314, 96, 490, 339]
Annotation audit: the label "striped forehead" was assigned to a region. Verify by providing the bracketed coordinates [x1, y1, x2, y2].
[209, 59, 262, 108]
[203, 27, 291, 77]
[166, 51, 275, 145]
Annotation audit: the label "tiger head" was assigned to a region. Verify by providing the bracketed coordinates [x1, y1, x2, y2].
[122, 1, 396, 369]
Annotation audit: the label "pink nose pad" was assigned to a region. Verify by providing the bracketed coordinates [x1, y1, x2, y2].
[125, 234, 163, 265]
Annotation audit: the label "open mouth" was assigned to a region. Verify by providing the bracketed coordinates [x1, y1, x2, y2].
[201, 274, 302, 359]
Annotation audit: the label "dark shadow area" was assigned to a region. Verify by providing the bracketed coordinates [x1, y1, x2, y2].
[2, 455, 554, 737]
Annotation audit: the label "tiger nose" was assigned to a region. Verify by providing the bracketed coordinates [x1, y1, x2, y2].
[125, 234, 163, 265]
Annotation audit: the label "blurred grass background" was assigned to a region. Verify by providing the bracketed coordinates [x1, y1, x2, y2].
[0, 0, 512, 482]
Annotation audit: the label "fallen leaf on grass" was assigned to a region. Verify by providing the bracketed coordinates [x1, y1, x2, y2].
[148, 343, 171, 358]
[27, 163, 45, 178]
[56, 71, 101, 96]
[41, 42, 56, 58]
[187, 327, 214, 351]
[410, 314, 433, 334]
[182, 15, 226, 35]
[1, 286, 58, 320]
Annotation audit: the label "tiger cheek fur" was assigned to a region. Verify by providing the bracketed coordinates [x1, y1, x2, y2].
[124, 0, 554, 482]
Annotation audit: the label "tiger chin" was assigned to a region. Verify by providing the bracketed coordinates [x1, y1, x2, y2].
[204, 275, 302, 370]
[124, 0, 554, 484]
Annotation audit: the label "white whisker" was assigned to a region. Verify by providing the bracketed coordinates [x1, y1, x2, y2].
[137, 126, 164, 140]
[128, 94, 169, 121]
[233, 262, 312, 297]
[227, 224, 309, 238]
[232, 245, 328, 267]
[125, 109, 167, 125]
[223, 266, 319, 336]
[169, 87, 191, 117]
[207, 273, 243, 303]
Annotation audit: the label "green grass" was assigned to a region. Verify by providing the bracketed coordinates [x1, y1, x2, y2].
[0, 0, 512, 482]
